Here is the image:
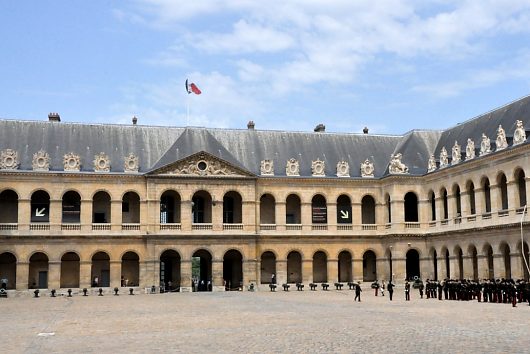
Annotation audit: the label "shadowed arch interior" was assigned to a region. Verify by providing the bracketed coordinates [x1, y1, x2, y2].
[260, 251, 276, 284]
[0, 252, 16, 289]
[60, 252, 80, 288]
[160, 250, 181, 291]
[0, 190, 18, 223]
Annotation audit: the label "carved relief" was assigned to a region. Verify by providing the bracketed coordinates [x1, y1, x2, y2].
[465, 139, 475, 161]
[124, 153, 139, 173]
[451, 141, 461, 165]
[63, 153, 81, 171]
[32, 150, 50, 171]
[260, 159, 274, 176]
[439, 147, 448, 168]
[427, 154, 436, 172]
[336, 161, 350, 177]
[311, 159, 325, 176]
[360, 159, 374, 177]
[0, 149, 19, 170]
[286, 158, 300, 176]
[496, 125, 507, 151]
[513, 120, 527, 145]
[388, 153, 408, 174]
[93, 152, 111, 172]
[161, 153, 243, 176]
[480, 133, 491, 156]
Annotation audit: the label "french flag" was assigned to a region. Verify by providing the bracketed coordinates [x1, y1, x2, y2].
[185, 79, 201, 95]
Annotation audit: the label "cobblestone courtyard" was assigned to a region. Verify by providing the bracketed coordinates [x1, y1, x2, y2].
[1, 288, 529, 354]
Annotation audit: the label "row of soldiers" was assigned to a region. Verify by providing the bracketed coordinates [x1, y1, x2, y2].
[422, 278, 530, 306]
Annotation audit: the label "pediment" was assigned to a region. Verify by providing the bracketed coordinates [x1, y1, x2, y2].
[149, 151, 253, 177]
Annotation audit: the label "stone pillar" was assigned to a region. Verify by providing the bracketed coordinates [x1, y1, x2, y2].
[49, 199, 62, 231]
[212, 202, 223, 231]
[110, 260, 121, 288]
[375, 203, 385, 225]
[181, 200, 192, 232]
[139, 260, 149, 288]
[489, 184, 501, 213]
[418, 199, 430, 225]
[79, 260, 91, 289]
[437, 256, 446, 280]
[111, 200, 122, 231]
[352, 202, 362, 226]
[302, 259, 312, 284]
[507, 180, 517, 210]
[450, 256, 460, 279]
[420, 257, 432, 280]
[376, 258, 387, 281]
[243, 258, 258, 287]
[242, 200, 256, 233]
[353, 258, 363, 282]
[275, 201, 286, 231]
[80, 199, 92, 231]
[390, 200, 404, 228]
[301, 202, 312, 231]
[460, 191, 470, 218]
[180, 260, 192, 291]
[446, 195, 456, 219]
[492, 254, 505, 279]
[327, 258, 338, 283]
[48, 261, 61, 289]
[435, 196, 443, 221]
[477, 255, 490, 280]
[212, 260, 224, 291]
[276, 260, 287, 285]
[139, 200, 148, 232]
[510, 252, 523, 280]
[392, 257, 406, 283]
[462, 256, 474, 279]
[18, 199, 30, 230]
[474, 188, 484, 215]
[16, 262, 29, 290]
[327, 202, 337, 232]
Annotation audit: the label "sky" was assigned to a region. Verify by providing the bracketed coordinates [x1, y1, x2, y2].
[1, 1, 530, 135]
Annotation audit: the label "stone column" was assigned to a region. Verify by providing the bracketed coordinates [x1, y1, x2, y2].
[301, 202, 312, 231]
[80, 199, 92, 231]
[474, 187, 484, 215]
[375, 203, 385, 226]
[450, 256, 460, 279]
[17, 199, 30, 231]
[275, 201, 286, 231]
[376, 258, 387, 281]
[352, 201, 362, 226]
[327, 202, 337, 232]
[181, 200, 192, 232]
[16, 262, 29, 290]
[492, 254, 505, 279]
[212, 259, 224, 291]
[489, 184, 501, 213]
[110, 260, 121, 288]
[462, 256, 474, 279]
[139, 200, 148, 232]
[392, 257, 406, 283]
[460, 191, 470, 218]
[510, 252, 523, 280]
[390, 200, 404, 229]
[242, 200, 256, 233]
[48, 260, 61, 289]
[180, 260, 192, 292]
[110, 200, 122, 231]
[276, 260, 287, 285]
[353, 258, 363, 282]
[327, 258, 338, 283]
[477, 255, 490, 280]
[420, 257, 432, 280]
[212, 202, 223, 231]
[49, 199, 62, 231]
[507, 180, 519, 210]
[302, 259, 312, 284]
[243, 258, 258, 288]
[435, 196, 443, 222]
[418, 199, 430, 225]
[139, 260, 149, 288]
[79, 260, 91, 289]
[437, 256, 446, 280]
[446, 195, 456, 219]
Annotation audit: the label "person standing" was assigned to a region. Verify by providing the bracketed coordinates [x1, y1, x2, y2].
[354, 282, 362, 302]
[419, 281, 424, 299]
[380, 280, 385, 297]
[405, 281, 411, 301]
[387, 281, 394, 301]
[271, 273, 276, 285]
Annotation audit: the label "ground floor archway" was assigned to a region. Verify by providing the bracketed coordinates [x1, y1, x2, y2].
[223, 250, 243, 290]
[287, 251, 302, 283]
[192, 249, 212, 291]
[260, 251, 276, 284]
[60, 252, 80, 288]
[91, 252, 110, 287]
[0, 252, 16, 289]
[363, 251, 376, 282]
[29, 252, 48, 289]
[160, 249, 181, 291]
[406, 249, 420, 280]
[338, 251, 352, 282]
[312, 251, 327, 283]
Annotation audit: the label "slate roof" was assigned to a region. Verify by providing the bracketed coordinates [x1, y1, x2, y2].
[0, 94, 529, 178]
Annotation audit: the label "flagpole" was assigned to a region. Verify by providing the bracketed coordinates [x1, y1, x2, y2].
[186, 91, 190, 126]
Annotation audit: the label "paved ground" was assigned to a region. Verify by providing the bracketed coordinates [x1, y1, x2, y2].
[1, 287, 529, 354]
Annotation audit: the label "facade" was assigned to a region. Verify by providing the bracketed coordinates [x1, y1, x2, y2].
[1, 97, 530, 293]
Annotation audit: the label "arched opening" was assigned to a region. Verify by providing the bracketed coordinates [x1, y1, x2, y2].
[62, 191, 81, 223]
[498, 173, 508, 210]
[192, 191, 212, 223]
[431, 248, 438, 281]
[404, 192, 418, 222]
[121, 252, 139, 286]
[160, 250, 181, 291]
[29, 252, 48, 289]
[500, 243, 511, 279]
[406, 249, 420, 280]
[516, 169, 527, 207]
[361, 195, 376, 224]
[192, 249, 212, 291]
[0, 252, 16, 289]
[223, 191, 242, 224]
[444, 248, 450, 279]
[0, 190, 18, 223]
[285, 194, 301, 224]
[60, 252, 80, 288]
[260, 251, 276, 284]
[260, 194, 276, 224]
[363, 250, 377, 282]
[455, 247, 463, 280]
[91, 252, 110, 287]
[385, 194, 391, 223]
[468, 245, 478, 281]
[31, 190, 50, 223]
[338, 251, 352, 282]
[482, 178, 491, 213]
[519, 242, 529, 280]
[311, 194, 327, 224]
[93, 191, 111, 223]
[336, 195, 352, 224]
[160, 191, 181, 224]
[122, 192, 140, 223]
[287, 251, 302, 283]
[441, 188, 449, 219]
[467, 181, 476, 215]
[453, 185, 462, 217]
[223, 250, 243, 290]
[484, 244, 494, 279]
[429, 191, 436, 221]
[312, 251, 327, 283]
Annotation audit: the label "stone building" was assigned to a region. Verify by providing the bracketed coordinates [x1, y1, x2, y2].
[0, 96, 530, 293]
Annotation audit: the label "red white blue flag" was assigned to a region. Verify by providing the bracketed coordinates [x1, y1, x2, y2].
[185, 79, 201, 95]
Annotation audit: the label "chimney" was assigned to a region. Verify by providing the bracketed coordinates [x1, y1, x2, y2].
[247, 120, 255, 130]
[48, 113, 61, 122]
[314, 123, 325, 133]
[363, 127, 369, 134]
[132, 116, 138, 125]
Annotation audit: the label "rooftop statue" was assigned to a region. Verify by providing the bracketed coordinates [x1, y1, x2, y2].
[427, 154, 436, 172]
[465, 139, 475, 160]
[479, 133, 491, 156]
[451, 141, 461, 165]
[389, 153, 408, 174]
[496, 125, 507, 151]
[439, 147, 448, 168]
[513, 120, 527, 145]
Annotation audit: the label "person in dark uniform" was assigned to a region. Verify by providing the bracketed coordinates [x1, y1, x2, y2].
[437, 281, 443, 300]
[387, 280, 394, 301]
[405, 281, 410, 301]
[418, 281, 424, 299]
[354, 282, 362, 302]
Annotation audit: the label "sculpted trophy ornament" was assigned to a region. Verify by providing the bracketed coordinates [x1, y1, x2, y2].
[0, 149, 19, 170]
[93, 152, 111, 172]
[388, 153, 408, 174]
[496, 125, 508, 151]
[63, 152, 81, 172]
[439, 147, 448, 168]
[336, 161, 350, 177]
[124, 153, 139, 173]
[260, 159, 274, 176]
[360, 159, 374, 177]
[311, 159, 325, 176]
[465, 139, 475, 161]
[479, 133, 491, 156]
[427, 154, 436, 172]
[285, 158, 300, 176]
[32, 150, 50, 171]
[513, 120, 527, 145]
[451, 141, 461, 165]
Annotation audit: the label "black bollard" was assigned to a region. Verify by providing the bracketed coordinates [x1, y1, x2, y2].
[114, 287, 119, 296]
[98, 288, 103, 296]
[129, 288, 134, 295]
[67, 289, 72, 297]
[151, 285, 156, 294]
[82, 288, 88, 296]
[51, 289, 56, 297]
[34, 289, 39, 298]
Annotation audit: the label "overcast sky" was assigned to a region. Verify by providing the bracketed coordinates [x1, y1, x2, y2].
[2, 1, 530, 134]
